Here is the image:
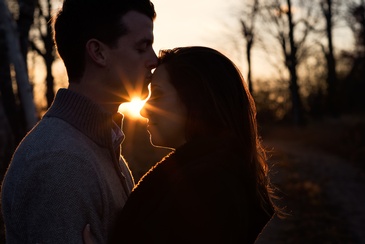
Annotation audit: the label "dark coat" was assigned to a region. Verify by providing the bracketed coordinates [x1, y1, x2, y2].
[111, 136, 273, 243]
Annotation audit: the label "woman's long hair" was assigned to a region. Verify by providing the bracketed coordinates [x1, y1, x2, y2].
[158, 46, 279, 215]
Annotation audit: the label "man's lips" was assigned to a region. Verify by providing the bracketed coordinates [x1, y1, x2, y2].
[145, 74, 153, 86]
[146, 74, 152, 82]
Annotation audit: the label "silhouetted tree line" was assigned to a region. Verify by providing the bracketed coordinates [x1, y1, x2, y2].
[239, 0, 365, 124]
[340, 0, 365, 114]
[0, 0, 365, 174]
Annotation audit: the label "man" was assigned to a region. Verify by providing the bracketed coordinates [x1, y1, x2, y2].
[1, 0, 157, 242]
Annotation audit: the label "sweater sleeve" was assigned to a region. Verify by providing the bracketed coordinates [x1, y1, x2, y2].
[6, 151, 105, 244]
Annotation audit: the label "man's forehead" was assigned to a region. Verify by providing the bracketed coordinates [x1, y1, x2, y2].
[121, 11, 153, 37]
[122, 11, 154, 28]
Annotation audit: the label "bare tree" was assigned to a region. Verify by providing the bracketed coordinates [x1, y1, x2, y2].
[31, 0, 57, 108]
[347, 0, 365, 56]
[319, 0, 340, 117]
[17, 0, 38, 66]
[261, 0, 316, 124]
[0, 0, 37, 131]
[342, 0, 365, 112]
[0, 19, 22, 142]
[240, 0, 260, 95]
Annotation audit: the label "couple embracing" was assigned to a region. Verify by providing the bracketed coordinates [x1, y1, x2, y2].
[1, 0, 279, 243]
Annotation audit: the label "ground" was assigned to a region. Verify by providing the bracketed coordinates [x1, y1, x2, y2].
[256, 116, 365, 243]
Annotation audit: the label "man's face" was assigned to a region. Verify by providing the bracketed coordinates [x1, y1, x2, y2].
[106, 11, 157, 103]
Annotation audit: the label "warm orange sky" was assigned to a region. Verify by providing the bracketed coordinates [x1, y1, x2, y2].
[33, 0, 354, 114]
[35, 0, 245, 112]
[151, 0, 354, 79]
[151, 0, 249, 74]
[152, 0, 235, 50]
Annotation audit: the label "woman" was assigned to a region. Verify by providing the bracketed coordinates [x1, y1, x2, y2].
[85, 46, 279, 243]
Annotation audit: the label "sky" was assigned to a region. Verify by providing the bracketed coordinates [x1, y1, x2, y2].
[152, 0, 237, 51]
[50, 0, 245, 76]
[119, 0, 248, 116]
[34, 0, 245, 110]
[151, 0, 355, 79]
[45, 0, 354, 78]
[150, 0, 249, 74]
[34, 0, 354, 112]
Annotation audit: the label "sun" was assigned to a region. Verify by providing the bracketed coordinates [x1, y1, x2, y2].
[118, 97, 147, 119]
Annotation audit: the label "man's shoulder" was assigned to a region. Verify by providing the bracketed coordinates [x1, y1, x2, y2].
[32, 116, 84, 139]
[8, 117, 105, 178]
[21, 116, 96, 153]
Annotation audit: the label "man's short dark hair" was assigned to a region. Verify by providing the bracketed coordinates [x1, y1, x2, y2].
[52, 0, 156, 80]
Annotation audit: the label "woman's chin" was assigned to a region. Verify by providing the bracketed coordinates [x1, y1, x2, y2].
[149, 138, 174, 151]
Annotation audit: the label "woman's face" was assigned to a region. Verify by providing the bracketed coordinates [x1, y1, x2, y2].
[140, 65, 187, 149]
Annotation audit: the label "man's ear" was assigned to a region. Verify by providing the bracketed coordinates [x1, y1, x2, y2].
[86, 39, 107, 66]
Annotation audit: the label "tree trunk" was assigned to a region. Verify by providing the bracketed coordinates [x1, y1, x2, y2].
[0, 0, 37, 130]
[323, 0, 339, 117]
[31, 0, 56, 108]
[45, 58, 55, 107]
[0, 100, 14, 178]
[44, 0, 56, 108]
[240, 0, 259, 95]
[246, 40, 253, 94]
[286, 0, 305, 125]
[17, 0, 38, 66]
[0, 6, 28, 144]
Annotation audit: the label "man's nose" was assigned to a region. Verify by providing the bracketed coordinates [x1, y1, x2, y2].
[146, 50, 158, 69]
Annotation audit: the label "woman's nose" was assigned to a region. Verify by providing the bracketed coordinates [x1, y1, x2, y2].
[140, 101, 150, 118]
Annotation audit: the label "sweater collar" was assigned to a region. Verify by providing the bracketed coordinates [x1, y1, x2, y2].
[44, 88, 114, 148]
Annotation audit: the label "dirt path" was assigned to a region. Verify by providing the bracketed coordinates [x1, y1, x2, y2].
[256, 130, 365, 243]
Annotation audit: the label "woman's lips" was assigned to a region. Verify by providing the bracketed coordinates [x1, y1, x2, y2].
[145, 119, 157, 127]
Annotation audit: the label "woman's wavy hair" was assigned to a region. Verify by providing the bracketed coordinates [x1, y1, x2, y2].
[158, 46, 280, 216]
